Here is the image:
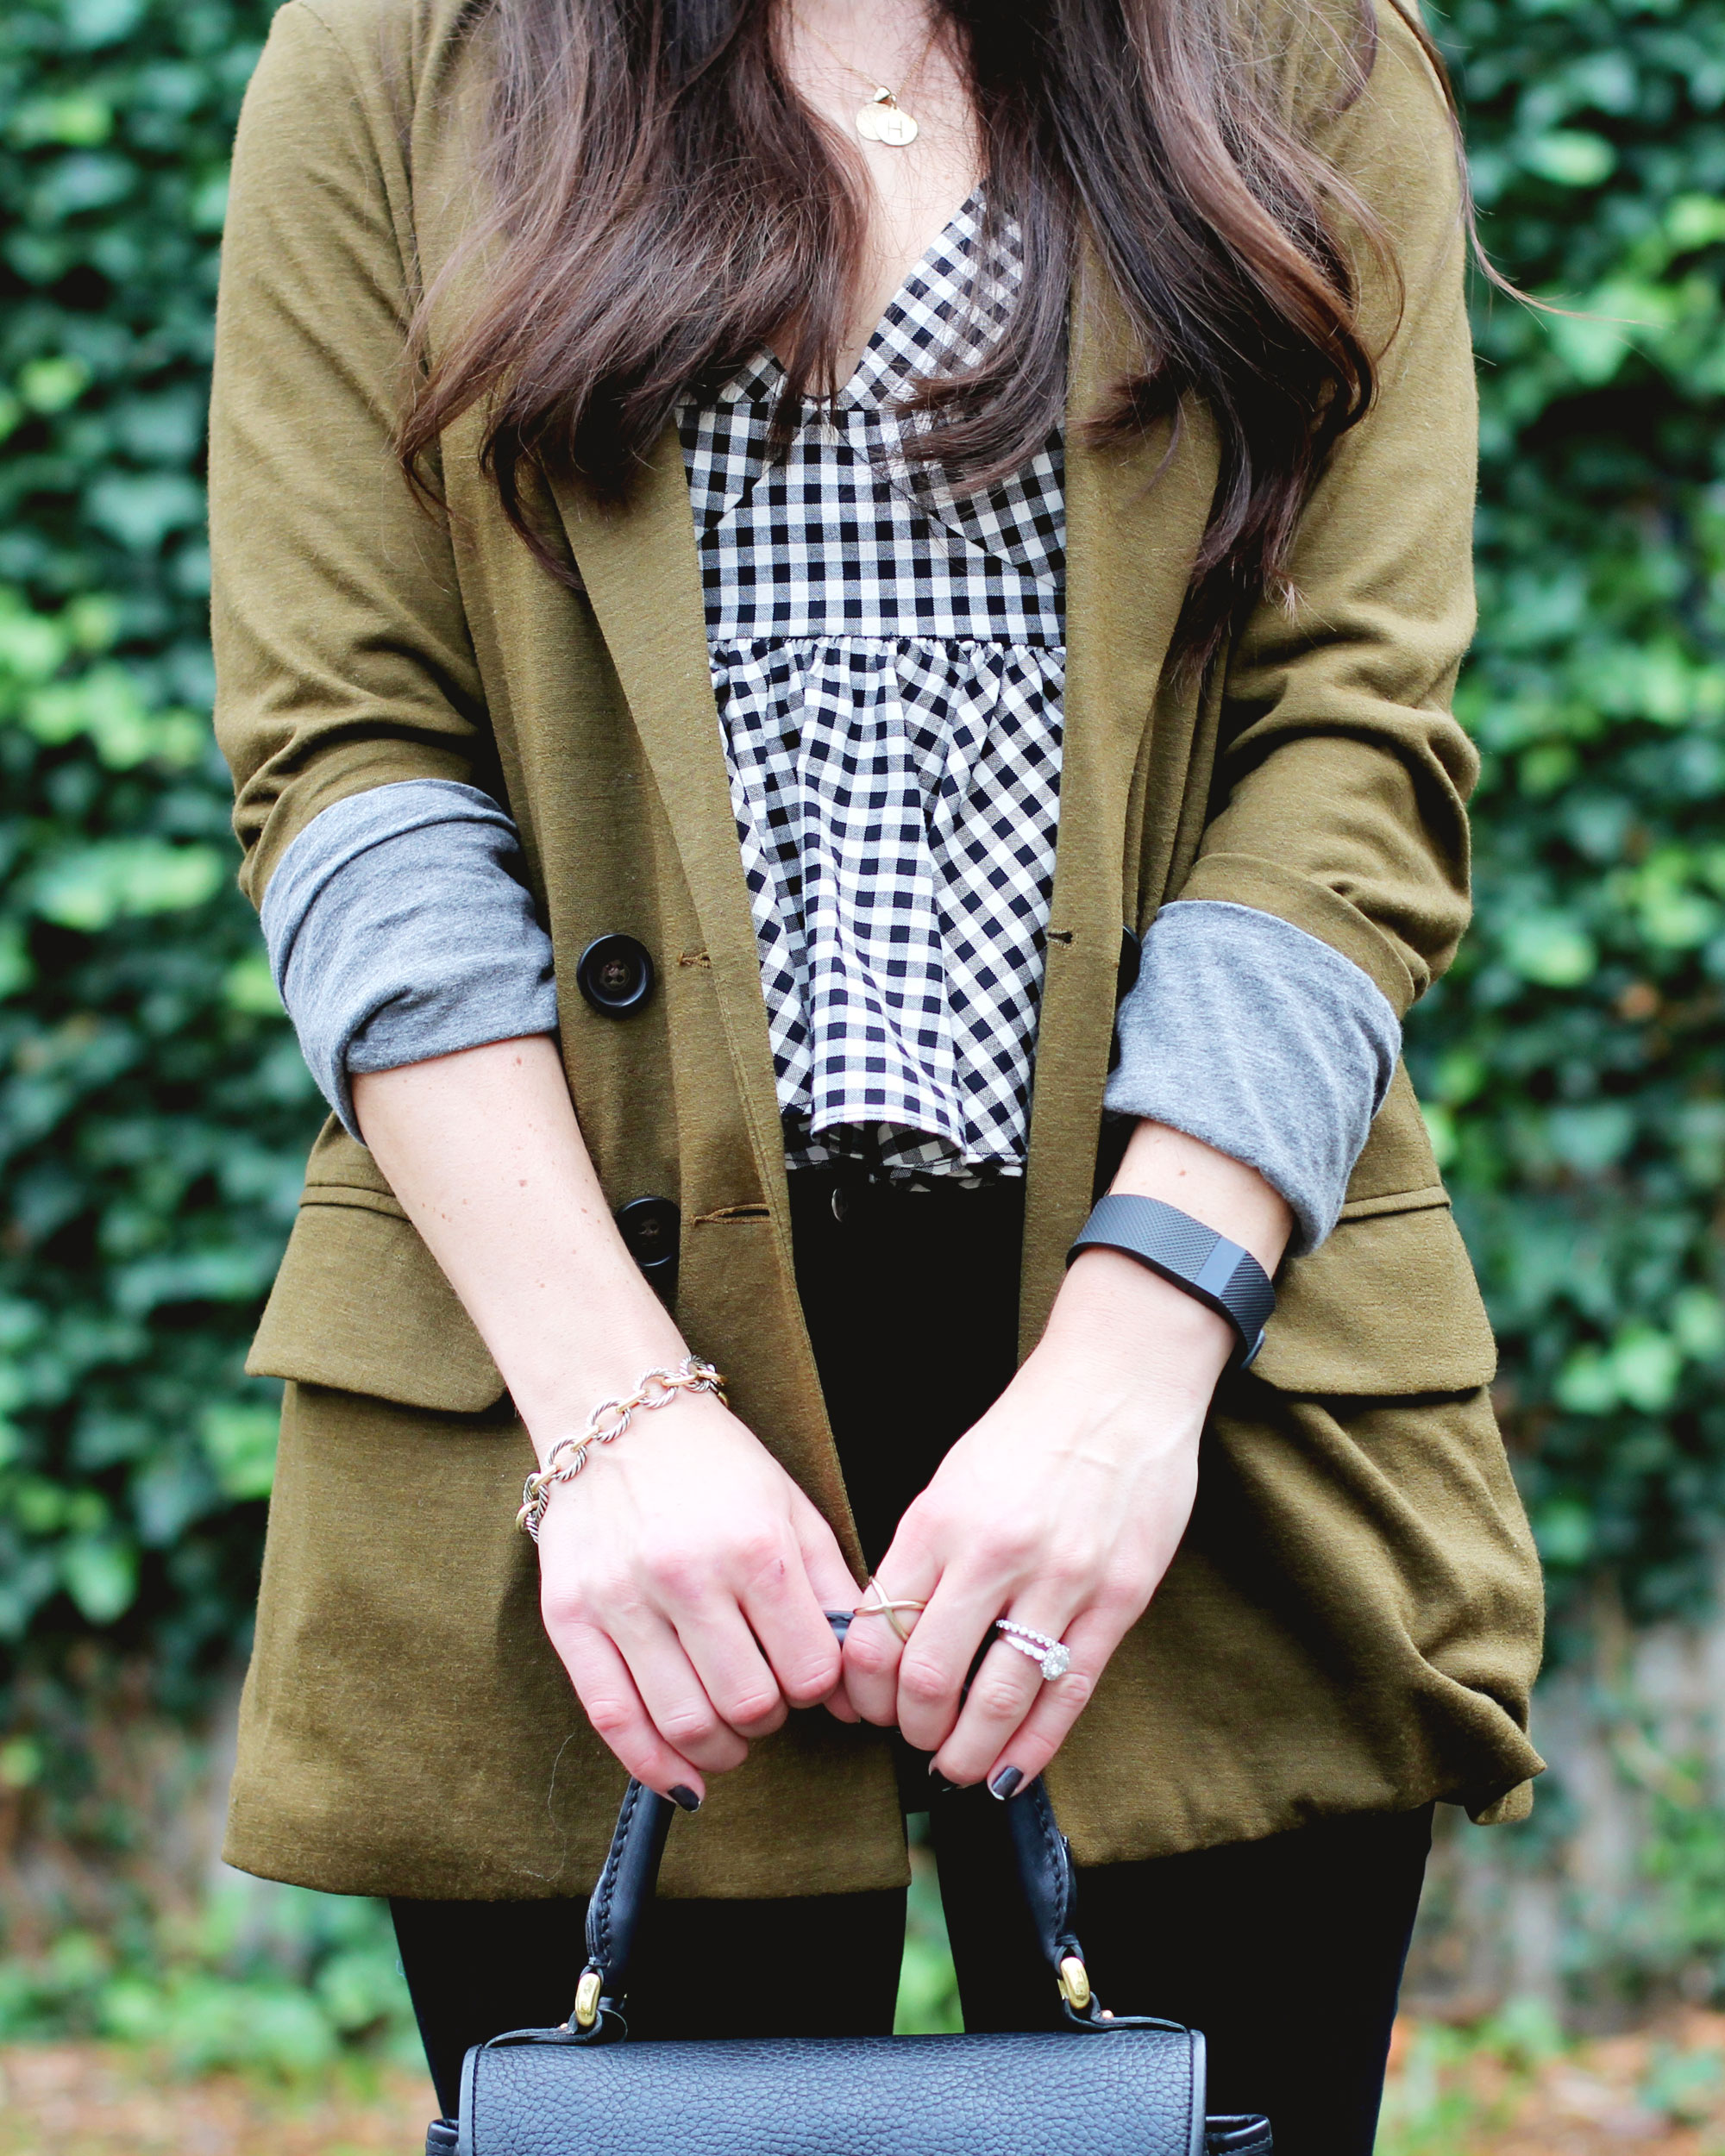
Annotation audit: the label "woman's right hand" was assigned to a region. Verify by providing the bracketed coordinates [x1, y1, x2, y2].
[533, 1387, 861, 1803]
[352, 1037, 859, 1806]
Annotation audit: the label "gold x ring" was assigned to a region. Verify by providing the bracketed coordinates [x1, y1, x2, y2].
[854, 1577, 928, 1645]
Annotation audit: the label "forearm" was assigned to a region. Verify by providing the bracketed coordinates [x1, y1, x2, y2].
[1111, 1116, 1291, 1269]
[352, 1037, 691, 1459]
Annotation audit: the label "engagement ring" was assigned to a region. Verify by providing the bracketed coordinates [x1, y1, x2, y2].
[994, 1620, 1072, 1682]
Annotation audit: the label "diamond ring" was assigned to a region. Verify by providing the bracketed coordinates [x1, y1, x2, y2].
[994, 1620, 1072, 1682]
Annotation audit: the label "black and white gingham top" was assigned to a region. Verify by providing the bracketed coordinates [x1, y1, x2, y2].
[679, 193, 1063, 1181]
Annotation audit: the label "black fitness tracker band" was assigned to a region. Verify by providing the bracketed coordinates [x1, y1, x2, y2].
[1066, 1192, 1276, 1369]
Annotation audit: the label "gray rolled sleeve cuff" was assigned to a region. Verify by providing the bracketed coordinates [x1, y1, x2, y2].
[260, 780, 559, 1140]
[1104, 899, 1402, 1255]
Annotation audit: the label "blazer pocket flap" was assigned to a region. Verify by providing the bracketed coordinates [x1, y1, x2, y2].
[1251, 1190, 1496, 1396]
[247, 1194, 507, 1414]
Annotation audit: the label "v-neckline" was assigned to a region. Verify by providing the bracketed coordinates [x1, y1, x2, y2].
[760, 185, 988, 408]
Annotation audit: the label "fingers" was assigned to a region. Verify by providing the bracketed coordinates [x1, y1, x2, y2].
[598, 1601, 754, 1772]
[843, 1505, 944, 1726]
[822, 1670, 862, 1723]
[672, 1595, 797, 1740]
[849, 1566, 1126, 1790]
[737, 1489, 853, 1709]
[553, 1621, 711, 1802]
[926, 1632, 1048, 1784]
[842, 1561, 940, 1730]
[891, 1567, 1019, 1757]
[548, 1491, 853, 1783]
[735, 1553, 843, 1716]
[601, 1501, 852, 1755]
[942, 1607, 1127, 1793]
[782, 1494, 865, 1721]
[788, 1486, 867, 1613]
[839, 1588, 902, 1724]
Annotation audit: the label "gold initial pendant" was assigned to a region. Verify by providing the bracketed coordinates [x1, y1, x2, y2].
[856, 89, 919, 147]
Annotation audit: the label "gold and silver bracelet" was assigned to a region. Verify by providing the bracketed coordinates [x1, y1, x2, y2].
[516, 1355, 726, 1542]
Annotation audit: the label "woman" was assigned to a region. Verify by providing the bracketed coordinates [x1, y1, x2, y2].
[210, 0, 1544, 2147]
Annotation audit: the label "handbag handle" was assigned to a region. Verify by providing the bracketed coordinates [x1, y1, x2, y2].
[566, 1610, 1120, 2041]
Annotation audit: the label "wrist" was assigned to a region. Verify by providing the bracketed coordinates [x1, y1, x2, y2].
[514, 1325, 713, 1468]
[1047, 1246, 1233, 1393]
[517, 1352, 730, 1539]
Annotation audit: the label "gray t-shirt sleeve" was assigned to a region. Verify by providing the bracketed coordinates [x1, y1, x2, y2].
[260, 779, 559, 1140]
[1103, 899, 1402, 1256]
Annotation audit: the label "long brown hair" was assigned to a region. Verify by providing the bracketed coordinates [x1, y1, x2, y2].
[400, 0, 1465, 662]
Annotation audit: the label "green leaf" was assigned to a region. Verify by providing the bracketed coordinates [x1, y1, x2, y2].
[18, 355, 91, 414]
[223, 950, 283, 1015]
[1534, 1499, 1596, 1567]
[0, 1738, 45, 1790]
[189, 169, 229, 232]
[0, 922, 32, 1002]
[30, 840, 226, 930]
[1500, 912, 1597, 986]
[1433, 1049, 1488, 1106]
[60, 1533, 138, 1625]
[199, 1401, 278, 1501]
[9, 96, 114, 149]
[0, 595, 69, 683]
[1666, 194, 1725, 253]
[1612, 1326, 1684, 1413]
[1547, 1102, 1634, 1173]
[64, 0, 146, 45]
[1545, 309, 1633, 385]
[1673, 1289, 1725, 1363]
[1556, 1347, 1619, 1416]
[85, 472, 206, 553]
[24, 665, 204, 768]
[1521, 129, 1617, 187]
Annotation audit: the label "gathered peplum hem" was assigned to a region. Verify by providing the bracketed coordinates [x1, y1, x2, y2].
[712, 630, 1064, 1180]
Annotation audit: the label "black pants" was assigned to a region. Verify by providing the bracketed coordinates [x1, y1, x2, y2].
[394, 1171, 1432, 2156]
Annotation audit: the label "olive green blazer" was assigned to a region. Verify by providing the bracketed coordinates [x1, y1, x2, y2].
[210, 0, 1544, 1901]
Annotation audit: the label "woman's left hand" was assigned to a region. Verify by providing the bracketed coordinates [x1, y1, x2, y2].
[841, 1245, 1232, 1789]
[844, 1120, 1291, 1789]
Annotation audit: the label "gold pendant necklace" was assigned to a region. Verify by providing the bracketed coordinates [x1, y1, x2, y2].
[797, 9, 940, 149]
[856, 87, 919, 147]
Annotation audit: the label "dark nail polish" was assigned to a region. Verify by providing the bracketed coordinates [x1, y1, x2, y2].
[988, 1766, 1023, 1802]
[668, 1784, 702, 1813]
[927, 1762, 960, 1796]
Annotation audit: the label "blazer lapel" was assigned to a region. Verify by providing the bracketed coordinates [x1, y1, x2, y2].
[1019, 256, 1221, 1345]
[549, 444, 791, 1207]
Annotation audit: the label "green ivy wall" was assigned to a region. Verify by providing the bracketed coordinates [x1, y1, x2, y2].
[1412, 0, 1725, 1641]
[0, 0, 308, 1807]
[0, 0, 1722, 1778]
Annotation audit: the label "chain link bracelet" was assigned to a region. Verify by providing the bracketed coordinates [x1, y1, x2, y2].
[516, 1355, 727, 1542]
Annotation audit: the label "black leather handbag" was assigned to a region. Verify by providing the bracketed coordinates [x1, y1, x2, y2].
[432, 1710, 1273, 2156]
